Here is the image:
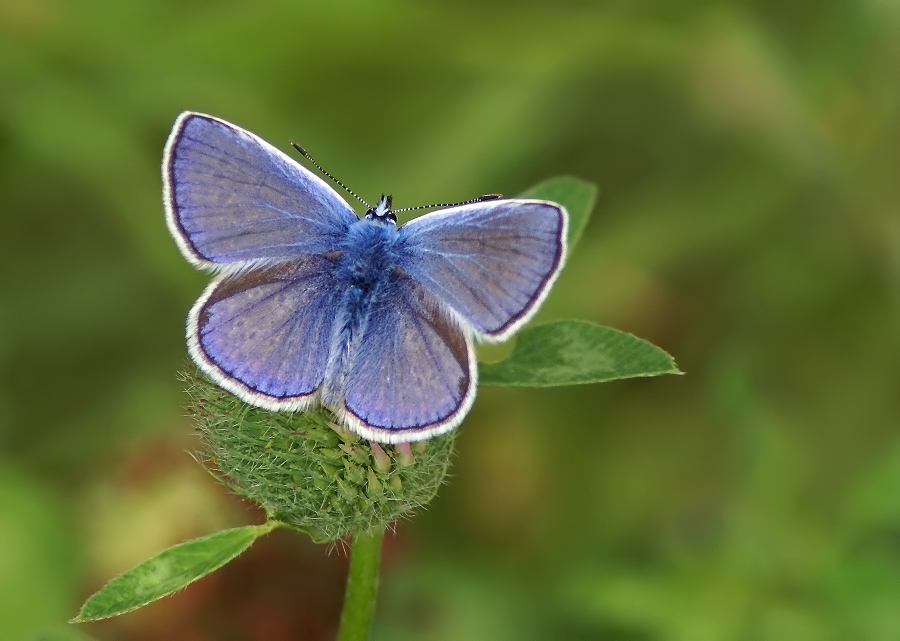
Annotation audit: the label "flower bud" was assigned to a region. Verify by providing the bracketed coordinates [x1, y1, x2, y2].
[181, 368, 455, 542]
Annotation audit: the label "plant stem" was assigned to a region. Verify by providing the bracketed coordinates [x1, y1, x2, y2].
[337, 526, 385, 641]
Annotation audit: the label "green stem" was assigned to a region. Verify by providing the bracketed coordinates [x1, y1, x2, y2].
[337, 526, 386, 641]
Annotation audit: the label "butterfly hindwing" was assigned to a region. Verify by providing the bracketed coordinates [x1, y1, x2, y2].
[396, 200, 568, 341]
[164, 112, 358, 268]
[189, 255, 342, 410]
[340, 269, 476, 443]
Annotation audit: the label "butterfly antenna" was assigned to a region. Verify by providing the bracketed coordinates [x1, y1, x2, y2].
[391, 193, 503, 215]
[290, 141, 370, 208]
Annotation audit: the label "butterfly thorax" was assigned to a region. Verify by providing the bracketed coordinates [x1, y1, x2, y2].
[337, 214, 402, 290]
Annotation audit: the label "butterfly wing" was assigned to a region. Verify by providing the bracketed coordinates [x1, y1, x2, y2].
[339, 270, 476, 443]
[396, 200, 568, 341]
[164, 112, 358, 268]
[188, 255, 342, 410]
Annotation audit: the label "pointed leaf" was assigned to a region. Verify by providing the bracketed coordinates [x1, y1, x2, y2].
[519, 176, 597, 251]
[479, 320, 680, 386]
[72, 524, 276, 623]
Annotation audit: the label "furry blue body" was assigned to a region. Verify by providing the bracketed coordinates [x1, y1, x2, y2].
[322, 217, 405, 406]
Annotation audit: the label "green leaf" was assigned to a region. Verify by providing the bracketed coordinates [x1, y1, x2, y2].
[479, 320, 680, 387]
[71, 523, 277, 623]
[519, 176, 598, 252]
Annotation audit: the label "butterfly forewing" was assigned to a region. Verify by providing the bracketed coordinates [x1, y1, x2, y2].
[164, 112, 358, 268]
[397, 200, 568, 341]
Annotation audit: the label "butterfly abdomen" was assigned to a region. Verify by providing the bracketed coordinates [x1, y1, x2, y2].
[321, 219, 402, 406]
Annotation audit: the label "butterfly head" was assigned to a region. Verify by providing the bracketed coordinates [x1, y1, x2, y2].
[365, 194, 396, 225]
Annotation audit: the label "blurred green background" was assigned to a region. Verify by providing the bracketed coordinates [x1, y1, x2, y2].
[2, 1, 900, 639]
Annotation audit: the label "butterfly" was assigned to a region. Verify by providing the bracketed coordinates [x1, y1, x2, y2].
[163, 112, 568, 443]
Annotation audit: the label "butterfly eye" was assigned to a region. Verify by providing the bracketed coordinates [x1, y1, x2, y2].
[364, 213, 397, 224]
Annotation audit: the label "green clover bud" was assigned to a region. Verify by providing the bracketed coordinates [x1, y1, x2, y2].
[181, 368, 455, 543]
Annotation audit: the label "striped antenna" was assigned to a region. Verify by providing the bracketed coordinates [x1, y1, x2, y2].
[391, 193, 503, 215]
[290, 141, 370, 208]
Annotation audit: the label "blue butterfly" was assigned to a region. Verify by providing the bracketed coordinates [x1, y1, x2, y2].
[163, 112, 568, 443]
